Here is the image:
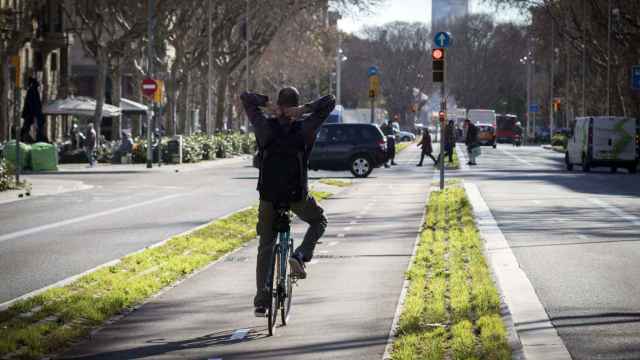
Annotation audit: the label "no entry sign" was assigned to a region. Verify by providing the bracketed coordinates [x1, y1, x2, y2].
[142, 79, 158, 96]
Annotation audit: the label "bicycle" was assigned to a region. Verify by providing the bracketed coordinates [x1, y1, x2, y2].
[266, 203, 297, 336]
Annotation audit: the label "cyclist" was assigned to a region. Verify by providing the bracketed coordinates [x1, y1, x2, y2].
[241, 87, 336, 317]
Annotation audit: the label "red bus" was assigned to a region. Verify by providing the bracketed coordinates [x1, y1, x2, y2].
[496, 114, 518, 143]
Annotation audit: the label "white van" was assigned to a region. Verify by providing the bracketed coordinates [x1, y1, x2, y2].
[467, 109, 496, 125]
[565, 116, 639, 173]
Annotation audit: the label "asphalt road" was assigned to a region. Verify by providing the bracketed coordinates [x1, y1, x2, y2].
[0, 157, 361, 305]
[456, 144, 640, 360]
[61, 145, 432, 359]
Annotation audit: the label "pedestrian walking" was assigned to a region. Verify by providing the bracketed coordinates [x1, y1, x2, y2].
[417, 128, 438, 166]
[380, 117, 397, 167]
[464, 119, 479, 166]
[444, 120, 455, 163]
[241, 87, 336, 318]
[85, 123, 97, 167]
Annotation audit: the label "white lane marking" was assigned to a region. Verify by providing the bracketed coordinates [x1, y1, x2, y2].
[328, 241, 339, 247]
[589, 198, 640, 226]
[0, 194, 183, 244]
[456, 146, 470, 170]
[577, 234, 589, 240]
[350, 221, 357, 225]
[500, 148, 534, 167]
[309, 259, 319, 265]
[464, 182, 571, 359]
[343, 227, 352, 232]
[319, 250, 329, 254]
[230, 329, 249, 341]
[356, 215, 363, 219]
[337, 233, 346, 238]
[532, 200, 542, 205]
[0, 205, 253, 311]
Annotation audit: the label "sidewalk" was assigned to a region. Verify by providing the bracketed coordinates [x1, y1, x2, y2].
[25, 154, 252, 174]
[0, 177, 93, 205]
[61, 144, 432, 360]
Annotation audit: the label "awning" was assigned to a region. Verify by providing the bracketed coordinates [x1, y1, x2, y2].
[43, 96, 121, 117]
[120, 98, 148, 114]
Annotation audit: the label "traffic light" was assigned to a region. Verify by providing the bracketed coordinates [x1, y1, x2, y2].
[432, 48, 445, 83]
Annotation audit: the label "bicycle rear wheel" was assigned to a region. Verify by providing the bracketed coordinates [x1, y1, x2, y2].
[281, 238, 294, 325]
[267, 245, 279, 336]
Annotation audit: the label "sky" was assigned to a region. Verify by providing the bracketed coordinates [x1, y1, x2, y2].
[339, 0, 526, 33]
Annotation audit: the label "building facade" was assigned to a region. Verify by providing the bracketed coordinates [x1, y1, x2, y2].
[431, 0, 469, 27]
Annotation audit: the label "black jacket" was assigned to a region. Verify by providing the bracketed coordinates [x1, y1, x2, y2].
[241, 92, 336, 200]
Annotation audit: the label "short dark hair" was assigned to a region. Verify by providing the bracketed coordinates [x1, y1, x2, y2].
[277, 86, 300, 107]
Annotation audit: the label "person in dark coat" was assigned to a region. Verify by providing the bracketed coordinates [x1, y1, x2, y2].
[241, 87, 335, 317]
[21, 78, 47, 143]
[464, 119, 479, 165]
[444, 120, 456, 163]
[417, 128, 438, 166]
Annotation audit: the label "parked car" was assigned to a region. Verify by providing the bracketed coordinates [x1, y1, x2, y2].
[252, 123, 387, 178]
[477, 123, 497, 148]
[398, 130, 416, 142]
[309, 123, 388, 177]
[565, 116, 639, 173]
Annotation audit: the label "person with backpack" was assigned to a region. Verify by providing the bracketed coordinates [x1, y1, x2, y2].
[241, 87, 336, 317]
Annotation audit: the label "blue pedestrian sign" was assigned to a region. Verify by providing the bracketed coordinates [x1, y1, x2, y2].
[434, 32, 452, 48]
[529, 103, 540, 113]
[632, 65, 640, 90]
[368, 66, 379, 77]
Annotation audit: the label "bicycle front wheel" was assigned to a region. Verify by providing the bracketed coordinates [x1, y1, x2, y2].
[281, 239, 294, 325]
[267, 244, 279, 336]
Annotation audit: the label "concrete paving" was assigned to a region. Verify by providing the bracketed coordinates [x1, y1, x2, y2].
[60, 144, 432, 360]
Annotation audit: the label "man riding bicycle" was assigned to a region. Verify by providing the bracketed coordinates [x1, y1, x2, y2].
[241, 87, 336, 317]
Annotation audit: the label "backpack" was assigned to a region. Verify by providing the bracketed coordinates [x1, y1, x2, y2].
[258, 121, 307, 203]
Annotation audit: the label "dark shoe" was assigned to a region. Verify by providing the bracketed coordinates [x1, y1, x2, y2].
[391, 161, 397, 165]
[289, 253, 307, 279]
[384, 164, 390, 168]
[467, 162, 473, 165]
[469, 162, 477, 166]
[416, 163, 423, 167]
[254, 306, 268, 318]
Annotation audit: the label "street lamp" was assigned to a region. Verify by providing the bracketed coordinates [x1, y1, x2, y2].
[336, 41, 347, 106]
[520, 53, 535, 145]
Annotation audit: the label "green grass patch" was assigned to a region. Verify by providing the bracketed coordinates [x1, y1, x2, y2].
[318, 178, 352, 187]
[391, 186, 510, 360]
[396, 142, 411, 154]
[0, 190, 333, 359]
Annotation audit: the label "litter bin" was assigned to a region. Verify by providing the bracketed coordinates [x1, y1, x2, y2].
[3, 140, 31, 170]
[31, 142, 58, 171]
[167, 135, 183, 164]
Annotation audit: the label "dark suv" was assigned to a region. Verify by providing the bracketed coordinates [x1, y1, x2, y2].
[309, 123, 387, 178]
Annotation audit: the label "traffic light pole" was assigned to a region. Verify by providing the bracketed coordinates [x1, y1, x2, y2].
[440, 80, 445, 191]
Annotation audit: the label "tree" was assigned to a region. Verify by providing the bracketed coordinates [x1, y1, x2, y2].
[62, 0, 148, 140]
[0, 1, 44, 141]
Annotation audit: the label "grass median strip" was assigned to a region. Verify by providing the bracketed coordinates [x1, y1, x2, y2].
[392, 185, 510, 360]
[0, 190, 332, 360]
[318, 178, 352, 187]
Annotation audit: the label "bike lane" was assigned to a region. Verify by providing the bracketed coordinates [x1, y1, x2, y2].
[61, 144, 432, 360]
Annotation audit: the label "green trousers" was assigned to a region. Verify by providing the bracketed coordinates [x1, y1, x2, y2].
[254, 195, 327, 306]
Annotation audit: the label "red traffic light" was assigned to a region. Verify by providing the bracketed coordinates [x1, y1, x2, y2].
[432, 48, 444, 61]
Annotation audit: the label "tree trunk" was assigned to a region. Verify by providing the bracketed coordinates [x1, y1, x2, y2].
[93, 50, 108, 142]
[215, 70, 228, 130]
[0, 55, 9, 141]
[166, 73, 179, 136]
[111, 65, 123, 140]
